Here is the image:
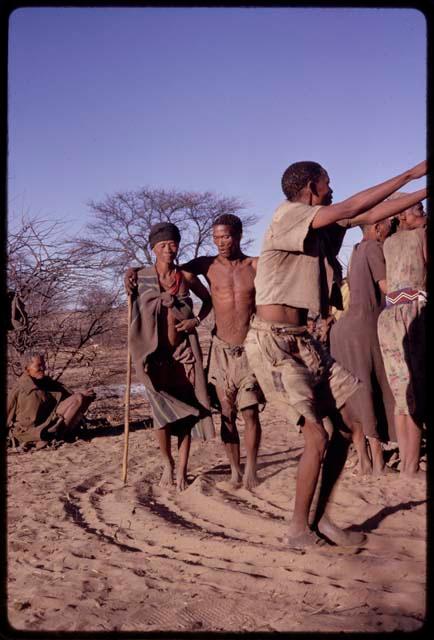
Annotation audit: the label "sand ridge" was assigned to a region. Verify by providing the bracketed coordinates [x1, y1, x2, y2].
[7, 400, 426, 633]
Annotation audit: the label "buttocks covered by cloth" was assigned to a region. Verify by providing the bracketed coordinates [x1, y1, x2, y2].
[244, 315, 360, 427]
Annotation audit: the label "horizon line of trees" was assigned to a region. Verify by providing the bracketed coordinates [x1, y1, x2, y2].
[7, 186, 259, 380]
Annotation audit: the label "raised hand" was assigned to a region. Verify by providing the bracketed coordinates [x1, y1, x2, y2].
[409, 160, 427, 181]
[124, 267, 138, 295]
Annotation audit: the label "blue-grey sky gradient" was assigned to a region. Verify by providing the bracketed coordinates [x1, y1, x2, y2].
[8, 7, 427, 268]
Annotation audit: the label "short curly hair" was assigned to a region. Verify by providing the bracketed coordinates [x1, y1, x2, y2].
[281, 161, 326, 201]
[212, 214, 243, 236]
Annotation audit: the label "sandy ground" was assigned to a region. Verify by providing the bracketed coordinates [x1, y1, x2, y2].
[7, 338, 428, 633]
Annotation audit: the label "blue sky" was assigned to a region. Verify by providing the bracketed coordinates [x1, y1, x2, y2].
[8, 7, 427, 268]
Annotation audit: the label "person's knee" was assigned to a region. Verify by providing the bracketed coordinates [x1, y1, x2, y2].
[241, 406, 259, 428]
[303, 420, 329, 457]
[221, 417, 239, 444]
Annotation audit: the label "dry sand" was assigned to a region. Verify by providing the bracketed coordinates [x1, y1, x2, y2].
[6, 339, 427, 633]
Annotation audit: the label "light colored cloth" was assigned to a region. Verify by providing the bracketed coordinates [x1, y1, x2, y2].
[378, 227, 426, 418]
[129, 266, 215, 439]
[330, 240, 395, 440]
[207, 333, 263, 413]
[254, 200, 345, 316]
[383, 227, 426, 292]
[245, 315, 360, 426]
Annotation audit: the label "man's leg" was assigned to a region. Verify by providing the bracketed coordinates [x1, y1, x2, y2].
[311, 406, 367, 545]
[240, 405, 262, 490]
[348, 419, 372, 475]
[288, 418, 328, 542]
[367, 436, 387, 475]
[176, 425, 191, 492]
[216, 386, 242, 486]
[155, 426, 175, 487]
[56, 391, 94, 438]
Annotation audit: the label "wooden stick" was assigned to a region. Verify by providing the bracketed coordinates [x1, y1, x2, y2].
[122, 294, 132, 484]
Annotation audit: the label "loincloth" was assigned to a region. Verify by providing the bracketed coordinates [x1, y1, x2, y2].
[207, 333, 263, 413]
[244, 314, 360, 427]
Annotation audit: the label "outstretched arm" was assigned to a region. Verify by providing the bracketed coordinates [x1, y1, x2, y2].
[341, 188, 427, 227]
[311, 160, 426, 229]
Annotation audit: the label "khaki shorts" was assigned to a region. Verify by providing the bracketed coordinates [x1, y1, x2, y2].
[207, 334, 262, 413]
[244, 315, 360, 426]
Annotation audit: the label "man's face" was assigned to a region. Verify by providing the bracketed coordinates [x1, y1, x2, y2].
[152, 240, 179, 263]
[405, 202, 426, 229]
[312, 171, 333, 206]
[376, 219, 391, 243]
[26, 356, 46, 380]
[212, 225, 241, 258]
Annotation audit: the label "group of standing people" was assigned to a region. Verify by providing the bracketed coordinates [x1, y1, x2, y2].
[7, 157, 427, 550]
[125, 158, 426, 549]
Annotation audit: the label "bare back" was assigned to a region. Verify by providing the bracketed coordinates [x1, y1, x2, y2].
[184, 255, 257, 345]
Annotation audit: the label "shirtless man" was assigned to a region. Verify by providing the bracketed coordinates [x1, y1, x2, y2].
[244, 159, 426, 548]
[126, 214, 262, 490]
[128, 222, 215, 491]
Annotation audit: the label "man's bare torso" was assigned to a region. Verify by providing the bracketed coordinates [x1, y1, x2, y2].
[183, 255, 257, 345]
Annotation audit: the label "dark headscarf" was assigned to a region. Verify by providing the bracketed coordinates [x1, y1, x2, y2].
[149, 222, 181, 248]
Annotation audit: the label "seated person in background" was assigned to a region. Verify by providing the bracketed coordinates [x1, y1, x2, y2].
[7, 352, 95, 447]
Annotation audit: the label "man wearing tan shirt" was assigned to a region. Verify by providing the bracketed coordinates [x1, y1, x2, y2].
[244, 159, 426, 549]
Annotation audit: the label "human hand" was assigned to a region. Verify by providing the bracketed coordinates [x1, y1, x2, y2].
[124, 267, 138, 295]
[176, 318, 199, 333]
[408, 161, 427, 181]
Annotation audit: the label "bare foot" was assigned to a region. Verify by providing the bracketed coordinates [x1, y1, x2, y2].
[373, 464, 398, 477]
[230, 466, 243, 487]
[286, 527, 327, 549]
[242, 466, 259, 490]
[176, 472, 188, 492]
[400, 469, 426, 482]
[159, 463, 175, 488]
[355, 461, 373, 476]
[316, 514, 367, 546]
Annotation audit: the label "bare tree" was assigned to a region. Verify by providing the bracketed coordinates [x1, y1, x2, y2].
[72, 188, 259, 279]
[7, 216, 120, 381]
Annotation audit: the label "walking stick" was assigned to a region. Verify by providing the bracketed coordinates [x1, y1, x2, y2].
[122, 293, 132, 484]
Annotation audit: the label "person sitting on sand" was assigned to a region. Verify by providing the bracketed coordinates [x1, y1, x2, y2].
[7, 352, 96, 448]
[126, 214, 264, 491]
[330, 219, 396, 475]
[377, 198, 427, 480]
[128, 222, 215, 491]
[244, 159, 426, 549]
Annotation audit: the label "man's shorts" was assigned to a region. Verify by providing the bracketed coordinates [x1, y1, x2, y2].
[244, 315, 360, 427]
[207, 333, 263, 413]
